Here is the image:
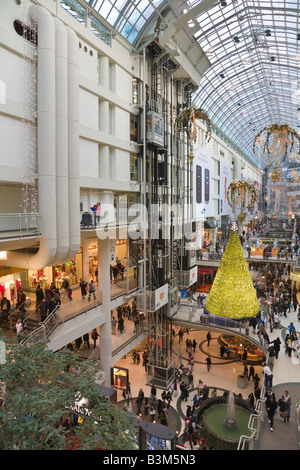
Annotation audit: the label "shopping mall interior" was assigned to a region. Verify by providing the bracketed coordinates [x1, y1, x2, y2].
[1, 0, 300, 452]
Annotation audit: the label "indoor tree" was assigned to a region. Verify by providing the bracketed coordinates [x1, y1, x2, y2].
[0, 334, 137, 450]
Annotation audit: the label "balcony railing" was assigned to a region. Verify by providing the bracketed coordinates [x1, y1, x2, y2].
[80, 208, 139, 230]
[0, 213, 40, 240]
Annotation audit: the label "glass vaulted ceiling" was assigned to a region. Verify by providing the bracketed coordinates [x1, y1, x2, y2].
[85, 0, 166, 44]
[83, 0, 300, 169]
[191, 0, 300, 168]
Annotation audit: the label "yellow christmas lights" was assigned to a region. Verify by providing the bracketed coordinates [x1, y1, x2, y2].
[205, 229, 260, 318]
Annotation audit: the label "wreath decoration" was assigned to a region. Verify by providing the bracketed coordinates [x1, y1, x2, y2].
[227, 180, 259, 210]
[174, 105, 212, 144]
[253, 123, 300, 161]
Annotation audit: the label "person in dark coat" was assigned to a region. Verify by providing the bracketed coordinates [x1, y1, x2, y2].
[269, 337, 281, 359]
[79, 279, 87, 299]
[266, 394, 278, 431]
[0, 297, 10, 321]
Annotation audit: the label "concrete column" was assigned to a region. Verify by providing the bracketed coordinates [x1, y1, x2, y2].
[98, 237, 112, 386]
[99, 55, 109, 88]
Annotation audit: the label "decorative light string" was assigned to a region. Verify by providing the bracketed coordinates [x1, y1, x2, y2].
[20, 0, 38, 227]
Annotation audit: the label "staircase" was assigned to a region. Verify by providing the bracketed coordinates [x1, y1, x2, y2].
[0, 306, 42, 336]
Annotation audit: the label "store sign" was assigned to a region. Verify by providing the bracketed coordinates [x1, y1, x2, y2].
[189, 266, 198, 286]
[154, 283, 168, 310]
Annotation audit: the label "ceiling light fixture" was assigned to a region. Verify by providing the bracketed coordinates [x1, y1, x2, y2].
[220, 1, 227, 6]
[234, 36, 240, 43]
[265, 29, 271, 37]
[297, 33, 300, 40]
[270, 56, 276, 61]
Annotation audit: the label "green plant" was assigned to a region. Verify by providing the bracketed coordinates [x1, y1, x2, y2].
[174, 105, 211, 143]
[0, 335, 137, 450]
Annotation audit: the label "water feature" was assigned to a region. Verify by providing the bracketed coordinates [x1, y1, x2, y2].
[199, 394, 251, 450]
[225, 391, 236, 428]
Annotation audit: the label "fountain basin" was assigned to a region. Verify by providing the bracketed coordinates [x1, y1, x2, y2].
[202, 404, 251, 450]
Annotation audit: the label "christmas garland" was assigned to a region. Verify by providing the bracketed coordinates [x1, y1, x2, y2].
[253, 123, 300, 160]
[174, 105, 212, 143]
[227, 180, 259, 210]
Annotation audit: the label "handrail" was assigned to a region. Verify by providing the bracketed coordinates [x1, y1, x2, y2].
[21, 290, 102, 345]
[111, 320, 147, 357]
[0, 212, 40, 239]
[21, 306, 61, 345]
[237, 384, 267, 450]
[55, 288, 102, 324]
[8, 300, 27, 331]
[295, 402, 300, 449]
[173, 305, 269, 357]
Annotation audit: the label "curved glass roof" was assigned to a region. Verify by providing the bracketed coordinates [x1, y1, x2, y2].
[85, 0, 166, 44]
[82, 0, 300, 169]
[191, 0, 300, 168]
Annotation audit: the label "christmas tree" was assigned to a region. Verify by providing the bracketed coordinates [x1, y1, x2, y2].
[205, 225, 260, 318]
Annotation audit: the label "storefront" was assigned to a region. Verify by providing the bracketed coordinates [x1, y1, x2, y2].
[220, 333, 265, 364]
[111, 366, 129, 391]
[0, 266, 23, 301]
[53, 257, 80, 289]
[196, 267, 217, 292]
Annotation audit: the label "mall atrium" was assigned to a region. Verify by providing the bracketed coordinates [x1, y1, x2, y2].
[0, 0, 300, 451]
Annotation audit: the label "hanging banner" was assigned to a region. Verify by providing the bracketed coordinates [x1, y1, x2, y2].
[189, 266, 198, 286]
[193, 146, 213, 220]
[154, 283, 169, 310]
[220, 161, 232, 216]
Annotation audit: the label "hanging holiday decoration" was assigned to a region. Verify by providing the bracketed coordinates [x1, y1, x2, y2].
[237, 211, 246, 224]
[20, 8, 38, 222]
[205, 229, 260, 318]
[227, 180, 259, 211]
[268, 159, 286, 185]
[175, 106, 211, 162]
[253, 123, 300, 162]
[267, 159, 287, 214]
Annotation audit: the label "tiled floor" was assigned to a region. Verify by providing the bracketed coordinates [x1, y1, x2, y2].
[4, 256, 300, 450]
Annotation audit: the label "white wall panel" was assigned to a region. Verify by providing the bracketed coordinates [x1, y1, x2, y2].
[114, 107, 129, 140]
[115, 149, 130, 182]
[114, 64, 131, 102]
[0, 116, 31, 168]
[79, 138, 99, 177]
[79, 87, 98, 129]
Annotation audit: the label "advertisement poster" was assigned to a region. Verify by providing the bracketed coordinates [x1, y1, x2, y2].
[193, 146, 213, 220]
[220, 161, 232, 216]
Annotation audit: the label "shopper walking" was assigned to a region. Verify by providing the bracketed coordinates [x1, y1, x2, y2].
[206, 331, 211, 347]
[15, 318, 24, 342]
[248, 364, 255, 382]
[269, 337, 281, 359]
[263, 363, 273, 388]
[88, 280, 96, 301]
[91, 328, 99, 349]
[282, 390, 291, 423]
[79, 279, 87, 299]
[266, 394, 278, 432]
[206, 355, 212, 372]
[111, 316, 117, 334]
